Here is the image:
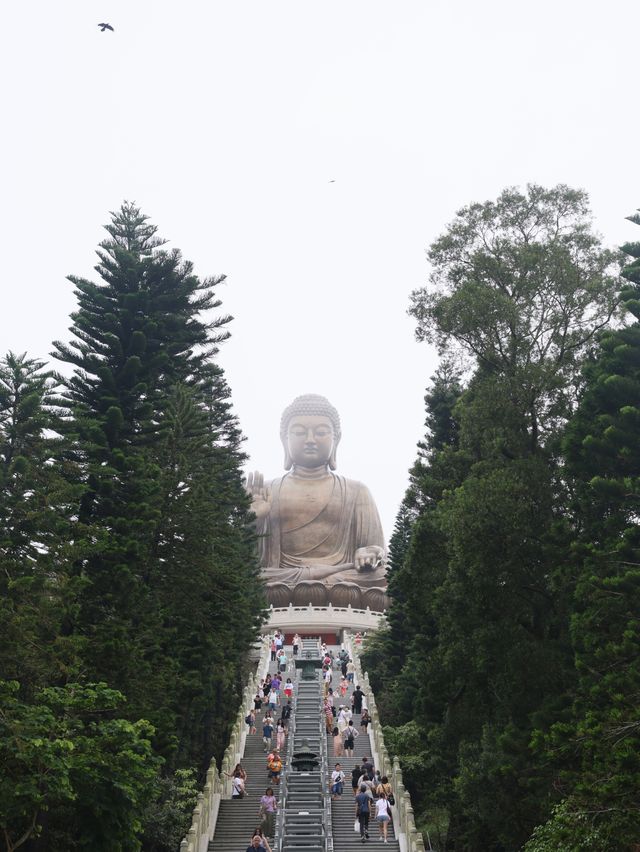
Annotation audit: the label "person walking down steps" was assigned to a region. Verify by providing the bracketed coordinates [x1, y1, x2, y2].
[262, 713, 274, 752]
[331, 763, 345, 799]
[258, 787, 278, 837]
[250, 828, 271, 852]
[248, 832, 269, 852]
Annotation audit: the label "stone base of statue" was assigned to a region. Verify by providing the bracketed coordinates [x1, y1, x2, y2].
[265, 579, 389, 611]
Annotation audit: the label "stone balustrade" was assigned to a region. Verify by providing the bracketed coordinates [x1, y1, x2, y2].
[344, 632, 425, 852]
[180, 635, 270, 852]
[267, 602, 385, 633]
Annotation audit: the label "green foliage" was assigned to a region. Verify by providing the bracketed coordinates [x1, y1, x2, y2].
[0, 352, 85, 692]
[141, 768, 199, 852]
[526, 212, 640, 849]
[0, 204, 266, 849]
[0, 680, 159, 852]
[370, 185, 622, 850]
[523, 802, 612, 852]
[49, 203, 266, 771]
[410, 183, 621, 453]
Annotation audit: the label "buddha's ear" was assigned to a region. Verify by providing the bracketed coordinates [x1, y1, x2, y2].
[283, 443, 293, 470]
[329, 439, 339, 471]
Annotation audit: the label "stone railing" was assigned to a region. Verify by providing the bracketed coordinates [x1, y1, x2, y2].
[344, 632, 425, 852]
[267, 603, 385, 633]
[180, 635, 270, 852]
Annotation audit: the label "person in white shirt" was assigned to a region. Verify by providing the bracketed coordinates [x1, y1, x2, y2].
[232, 774, 246, 798]
[330, 763, 345, 798]
[337, 706, 349, 734]
[375, 793, 391, 842]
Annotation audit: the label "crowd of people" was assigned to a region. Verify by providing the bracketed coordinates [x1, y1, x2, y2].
[241, 631, 393, 852]
[319, 640, 395, 843]
[238, 631, 302, 850]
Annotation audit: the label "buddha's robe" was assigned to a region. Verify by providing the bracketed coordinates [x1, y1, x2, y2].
[257, 472, 386, 590]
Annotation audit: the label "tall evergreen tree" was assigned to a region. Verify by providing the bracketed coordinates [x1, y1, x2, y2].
[51, 202, 265, 766]
[0, 352, 83, 693]
[368, 186, 621, 850]
[525, 214, 640, 850]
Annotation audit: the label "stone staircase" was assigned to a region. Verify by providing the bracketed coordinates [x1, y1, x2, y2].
[325, 653, 400, 852]
[208, 640, 399, 852]
[278, 637, 328, 852]
[209, 638, 328, 852]
[208, 655, 288, 852]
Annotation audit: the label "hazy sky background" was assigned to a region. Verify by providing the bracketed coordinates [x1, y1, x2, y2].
[2, 1, 638, 539]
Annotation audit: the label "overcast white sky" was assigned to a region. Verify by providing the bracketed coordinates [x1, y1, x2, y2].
[1, 1, 639, 539]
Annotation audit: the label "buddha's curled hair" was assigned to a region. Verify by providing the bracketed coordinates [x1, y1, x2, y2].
[280, 394, 342, 443]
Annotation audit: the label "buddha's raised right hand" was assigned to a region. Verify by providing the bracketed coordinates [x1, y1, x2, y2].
[245, 470, 271, 521]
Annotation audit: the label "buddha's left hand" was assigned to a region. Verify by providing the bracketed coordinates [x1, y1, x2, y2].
[354, 546, 385, 571]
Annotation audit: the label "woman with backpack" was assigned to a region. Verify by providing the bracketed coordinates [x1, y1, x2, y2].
[375, 776, 394, 806]
[232, 771, 246, 799]
[246, 708, 256, 735]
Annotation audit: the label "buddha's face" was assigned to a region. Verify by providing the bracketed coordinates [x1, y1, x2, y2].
[287, 415, 334, 469]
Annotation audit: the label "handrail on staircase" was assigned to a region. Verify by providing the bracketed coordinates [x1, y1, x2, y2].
[318, 677, 334, 852]
[273, 673, 297, 852]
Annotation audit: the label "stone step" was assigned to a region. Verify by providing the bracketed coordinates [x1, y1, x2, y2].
[209, 642, 400, 852]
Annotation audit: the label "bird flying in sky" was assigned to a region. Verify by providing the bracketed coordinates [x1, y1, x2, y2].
[98, 23, 114, 32]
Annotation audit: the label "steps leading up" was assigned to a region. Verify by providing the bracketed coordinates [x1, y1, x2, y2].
[279, 641, 326, 852]
[209, 655, 290, 852]
[325, 651, 400, 852]
[208, 639, 400, 852]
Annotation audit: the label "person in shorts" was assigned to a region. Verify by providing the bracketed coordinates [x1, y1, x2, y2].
[262, 716, 274, 751]
[375, 792, 391, 842]
[343, 720, 359, 757]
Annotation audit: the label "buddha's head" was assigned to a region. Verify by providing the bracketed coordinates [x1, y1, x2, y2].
[280, 394, 341, 471]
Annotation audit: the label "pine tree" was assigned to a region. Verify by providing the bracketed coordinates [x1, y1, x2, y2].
[51, 203, 265, 766]
[0, 352, 83, 693]
[364, 362, 465, 719]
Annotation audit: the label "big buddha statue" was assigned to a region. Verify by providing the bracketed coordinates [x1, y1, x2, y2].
[246, 394, 388, 610]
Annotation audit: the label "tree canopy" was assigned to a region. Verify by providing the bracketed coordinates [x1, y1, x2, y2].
[365, 186, 639, 851]
[0, 204, 266, 851]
